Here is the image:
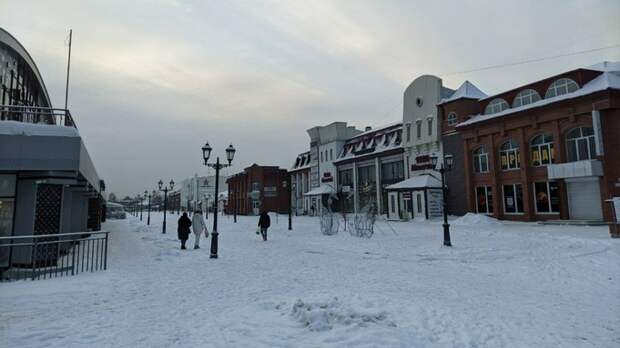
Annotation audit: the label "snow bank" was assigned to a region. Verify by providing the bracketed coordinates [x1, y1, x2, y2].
[290, 297, 395, 332]
[452, 213, 501, 226]
[0, 120, 79, 137]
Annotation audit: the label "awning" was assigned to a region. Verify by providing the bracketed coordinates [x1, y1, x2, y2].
[304, 185, 335, 196]
[386, 174, 442, 190]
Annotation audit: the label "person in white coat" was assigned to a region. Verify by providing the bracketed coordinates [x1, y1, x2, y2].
[192, 210, 208, 249]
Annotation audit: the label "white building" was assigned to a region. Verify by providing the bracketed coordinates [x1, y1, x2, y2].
[178, 174, 227, 212]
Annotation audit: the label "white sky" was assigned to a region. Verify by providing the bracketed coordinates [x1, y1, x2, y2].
[1, 0, 619, 197]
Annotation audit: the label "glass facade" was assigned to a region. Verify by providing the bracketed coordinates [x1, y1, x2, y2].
[531, 134, 554, 166]
[500, 139, 520, 170]
[356, 165, 376, 210]
[338, 169, 354, 213]
[0, 42, 49, 108]
[380, 161, 404, 214]
[534, 181, 560, 214]
[476, 186, 493, 214]
[503, 184, 524, 214]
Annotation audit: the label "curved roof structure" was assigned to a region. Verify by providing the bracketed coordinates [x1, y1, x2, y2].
[0, 27, 52, 107]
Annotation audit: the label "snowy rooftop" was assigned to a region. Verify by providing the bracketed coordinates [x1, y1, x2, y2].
[386, 174, 442, 190]
[438, 80, 487, 105]
[0, 120, 80, 137]
[304, 185, 335, 196]
[458, 68, 620, 127]
[334, 122, 402, 163]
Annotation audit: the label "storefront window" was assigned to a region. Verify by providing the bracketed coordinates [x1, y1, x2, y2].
[476, 186, 493, 214]
[503, 184, 523, 214]
[499, 139, 520, 170]
[357, 165, 376, 210]
[534, 181, 560, 213]
[338, 169, 354, 213]
[531, 134, 554, 166]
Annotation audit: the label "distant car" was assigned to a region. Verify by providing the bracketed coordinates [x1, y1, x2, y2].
[107, 202, 127, 220]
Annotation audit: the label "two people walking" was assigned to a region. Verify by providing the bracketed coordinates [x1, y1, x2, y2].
[177, 210, 208, 250]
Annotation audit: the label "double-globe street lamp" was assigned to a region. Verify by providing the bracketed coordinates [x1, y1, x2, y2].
[201, 142, 236, 259]
[430, 154, 454, 247]
[145, 190, 155, 226]
[158, 179, 175, 234]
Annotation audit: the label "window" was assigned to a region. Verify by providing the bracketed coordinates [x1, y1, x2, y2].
[251, 182, 260, 192]
[416, 121, 422, 139]
[381, 161, 404, 184]
[503, 184, 523, 214]
[320, 151, 323, 162]
[499, 139, 520, 170]
[330, 149, 333, 161]
[416, 194, 422, 213]
[473, 146, 489, 173]
[530, 134, 554, 166]
[427, 118, 433, 136]
[476, 186, 493, 214]
[447, 112, 458, 126]
[484, 98, 509, 114]
[566, 127, 595, 162]
[405, 124, 411, 142]
[545, 78, 579, 98]
[356, 165, 376, 209]
[513, 89, 541, 107]
[534, 181, 560, 214]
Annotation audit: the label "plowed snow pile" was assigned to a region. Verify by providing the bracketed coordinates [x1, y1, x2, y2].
[452, 212, 501, 226]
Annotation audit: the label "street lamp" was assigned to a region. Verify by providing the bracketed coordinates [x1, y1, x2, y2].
[282, 179, 292, 230]
[431, 154, 454, 247]
[145, 190, 154, 225]
[138, 194, 143, 221]
[158, 179, 175, 234]
[232, 190, 237, 223]
[202, 142, 236, 259]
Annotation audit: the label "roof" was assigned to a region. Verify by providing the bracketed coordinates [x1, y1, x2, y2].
[587, 61, 620, 72]
[439, 80, 487, 104]
[458, 68, 620, 128]
[347, 121, 401, 140]
[304, 185, 335, 196]
[386, 174, 442, 190]
[0, 120, 79, 137]
[334, 123, 402, 164]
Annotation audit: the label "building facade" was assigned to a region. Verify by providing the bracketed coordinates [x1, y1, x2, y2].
[455, 62, 620, 223]
[226, 164, 290, 215]
[289, 151, 311, 215]
[178, 174, 227, 213]
[334, 122, 404, 215]
[0, 28, 104, 270]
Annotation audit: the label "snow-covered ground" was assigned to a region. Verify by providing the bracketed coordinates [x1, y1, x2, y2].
[1, 212, 619, 347]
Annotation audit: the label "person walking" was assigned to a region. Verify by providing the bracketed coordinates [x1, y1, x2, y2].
[192, 209, 208, 249]
[258, 210, 271, 241]
[177, 212, 192, 250]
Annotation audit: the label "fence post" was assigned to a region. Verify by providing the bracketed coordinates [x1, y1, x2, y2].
[71, 240, 76, 275]
[103, 232, 108, 270]
[31, 238, 37, 281]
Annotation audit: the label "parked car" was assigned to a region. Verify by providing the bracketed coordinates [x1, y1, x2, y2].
[106, 202, 127, 220]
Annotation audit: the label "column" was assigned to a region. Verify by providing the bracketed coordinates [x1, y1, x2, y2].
[353, 162, 359, 213]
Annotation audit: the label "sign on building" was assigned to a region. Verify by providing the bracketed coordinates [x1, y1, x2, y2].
[427, 189, 443, 217]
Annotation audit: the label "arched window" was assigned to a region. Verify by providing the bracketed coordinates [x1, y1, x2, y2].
[545, 78, 579, 98]
[447, 112, 458, 126]
[530, 134, 554, 166]
[566, 127, 595, 161]
[484, 98, 509, 114]
[499, 139, 520, 170]
[513, 89, 541, 107]
[473, 146, 489, 173]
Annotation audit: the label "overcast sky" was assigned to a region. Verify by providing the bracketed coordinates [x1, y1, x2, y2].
[1, 0, 619, 197]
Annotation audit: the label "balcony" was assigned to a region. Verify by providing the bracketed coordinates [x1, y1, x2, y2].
[0, 104, 76, 128]
[547, 160, 603, 179]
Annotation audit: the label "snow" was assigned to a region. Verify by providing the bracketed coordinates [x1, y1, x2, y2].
[0, 120, 79, 137]
[1, 213, 619, 347]
[304, 185, 335, 196]
[386, 174, 441, 190]
[458, 64, 620, 127]
[452, 212, 500, 226]
[439, 80, 487, 104]
[587, 61, 620, 72]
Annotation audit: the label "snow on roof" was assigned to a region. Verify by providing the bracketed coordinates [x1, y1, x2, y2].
[0, 120, 79, 137]
[458, 70, 620, 127]
[386, 174, 442, 190]
[586, 61, 620, 72]
[304, 185, 335, 196]
[439, 80, 487, 104]
[348, 120, 401, 140]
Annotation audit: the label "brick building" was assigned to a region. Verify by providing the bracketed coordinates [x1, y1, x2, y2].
[226, 164, 290, 215]
[451, 61, 620, 223]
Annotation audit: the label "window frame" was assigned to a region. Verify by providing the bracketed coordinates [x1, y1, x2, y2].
[475, 186, 493, 214]
[447, 112, 458, 126]
[499, 139, 521, 171]
[513, 89, 541, 108]
[566, 126, 596, 162]
[530, 134, 554, 166]
[416, 120, 422, 139]
[484, 98, 509, 114]
[545, 78, 579, 99]
[533, 181, 560, 214]
[502, 183, 524, 214]
[473, 146, 489, 173]
[427, 118, 433, 137]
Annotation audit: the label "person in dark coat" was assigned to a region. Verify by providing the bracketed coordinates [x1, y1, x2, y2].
[177, 212, 192, 249]
[257, 211, 271, 241]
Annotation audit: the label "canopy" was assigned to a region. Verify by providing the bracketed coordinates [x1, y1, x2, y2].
[386, 175, 442, 190]
[304, 185, 335, 196]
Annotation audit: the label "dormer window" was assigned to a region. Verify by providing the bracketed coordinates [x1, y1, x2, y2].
[484, 98, 509, 114]
[545, 78, 579, 98]
[513, 89, 541, 107]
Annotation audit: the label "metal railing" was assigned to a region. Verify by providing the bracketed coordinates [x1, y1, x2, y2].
[0, 231, 109, 282]
[0, 104, 76, 128]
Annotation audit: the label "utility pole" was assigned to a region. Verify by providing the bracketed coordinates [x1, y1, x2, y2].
[64, 29, 72, 110]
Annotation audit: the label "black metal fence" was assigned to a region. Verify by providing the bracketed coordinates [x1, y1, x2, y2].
[0, 104, 76, 128]
[0, 231, 109, 281]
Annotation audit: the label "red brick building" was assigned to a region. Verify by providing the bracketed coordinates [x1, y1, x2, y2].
[226, 164, 290, 215]
[451, 62, 620, 225]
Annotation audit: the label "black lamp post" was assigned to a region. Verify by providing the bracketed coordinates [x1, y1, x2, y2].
[282, 179, 292, 230]
[202, 142, 236, 259]
[431, 154, 454, 247]
[139, 194, 143, 221]
[232, 190, 237, 223]
[158, 179, 175, 234]
[146, 190, 154, 226]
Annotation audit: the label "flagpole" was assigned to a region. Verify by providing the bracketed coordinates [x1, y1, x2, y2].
[64, 29, 72, 110]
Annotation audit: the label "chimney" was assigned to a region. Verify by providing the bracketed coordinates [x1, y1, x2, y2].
[365, 126, 372, 131]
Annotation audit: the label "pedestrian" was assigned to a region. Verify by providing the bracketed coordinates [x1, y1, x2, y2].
[258, 210, 271, 241]
[310, 204, 316, 216]
[192, 209, 208, 249]
[177, 212, 192, 250]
